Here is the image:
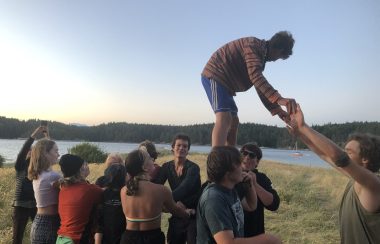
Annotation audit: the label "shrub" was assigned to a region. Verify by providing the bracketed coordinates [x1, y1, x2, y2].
[0, 154, 4, 168]
[68, 142, 107, 163]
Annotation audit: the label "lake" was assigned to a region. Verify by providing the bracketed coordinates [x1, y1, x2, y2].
[0, 139, 328, 168]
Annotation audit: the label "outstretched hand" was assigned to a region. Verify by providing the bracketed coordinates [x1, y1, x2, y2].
[286, 103, 305, 136]
[278, 97, 297, 115]
[277, 109, 290, 124]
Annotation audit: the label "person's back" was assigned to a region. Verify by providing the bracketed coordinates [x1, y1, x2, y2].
[120, 149, 190, 244]
[121, 181, 168, 231]
[58, 182, 102, 242]
[95, 163, 126, 244]
[57, 154, 103, 244]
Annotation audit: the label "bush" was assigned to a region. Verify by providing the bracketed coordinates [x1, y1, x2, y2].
[0, 154, 4, 168]
[68, 142, 108, 163]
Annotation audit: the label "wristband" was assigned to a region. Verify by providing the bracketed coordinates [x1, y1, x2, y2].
[335, 153, 350, 168]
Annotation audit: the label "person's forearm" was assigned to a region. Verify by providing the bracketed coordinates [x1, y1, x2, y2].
[298, 124, 345, 167]
[242, 185, 257, 211]
[255, 184, 274, 206]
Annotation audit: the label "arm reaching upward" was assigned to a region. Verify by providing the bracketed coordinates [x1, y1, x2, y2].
[288, 104, 380, 212]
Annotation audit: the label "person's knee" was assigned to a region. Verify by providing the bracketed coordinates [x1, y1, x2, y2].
[215, 112, 232, 128]
[230, 116, 239, 130]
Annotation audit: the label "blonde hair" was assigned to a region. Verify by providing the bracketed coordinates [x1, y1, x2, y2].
[28, 139, 56, 180]
[105, 153, 124, 168]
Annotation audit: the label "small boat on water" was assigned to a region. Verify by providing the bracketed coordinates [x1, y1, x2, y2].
[291, 141, 303, 157]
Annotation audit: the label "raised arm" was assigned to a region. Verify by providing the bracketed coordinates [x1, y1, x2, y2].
[288, 104, 380, 211]
[15, 126, 46, 171]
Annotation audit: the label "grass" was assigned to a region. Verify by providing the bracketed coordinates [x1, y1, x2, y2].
[0, 153, 347, 244]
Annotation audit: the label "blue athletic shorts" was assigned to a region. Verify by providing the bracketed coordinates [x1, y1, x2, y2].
[201, 76, 238, 116]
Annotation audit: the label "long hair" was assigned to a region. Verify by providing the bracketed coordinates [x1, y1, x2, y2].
[125, 149, 150, 196]
[28, 139, 56, 180]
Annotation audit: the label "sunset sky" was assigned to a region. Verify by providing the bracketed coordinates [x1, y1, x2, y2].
[1, 1, 379, 127]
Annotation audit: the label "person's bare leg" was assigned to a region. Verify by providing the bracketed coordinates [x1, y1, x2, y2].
[212, 112, 232, 147]
[226, 115, 239, 146]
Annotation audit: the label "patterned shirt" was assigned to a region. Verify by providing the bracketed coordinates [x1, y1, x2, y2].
[202, 37, 282, 115]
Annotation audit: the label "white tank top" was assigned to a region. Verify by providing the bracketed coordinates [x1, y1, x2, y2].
[33, 170, 62, 208]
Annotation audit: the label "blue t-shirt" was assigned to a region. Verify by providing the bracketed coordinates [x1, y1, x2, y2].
[196, 183, 244, 243]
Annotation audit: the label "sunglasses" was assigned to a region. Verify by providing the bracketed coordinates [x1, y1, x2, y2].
[241, 151, 257, 159]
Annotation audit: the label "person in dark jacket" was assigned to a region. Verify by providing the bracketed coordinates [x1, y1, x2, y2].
[235, 142, 280, 237]
[95, 164, 127, 244]
[12, 125, 48, 244]
[155, 134, 201, 244]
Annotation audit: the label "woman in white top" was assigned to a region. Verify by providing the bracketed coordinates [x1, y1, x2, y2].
[27, 139, 61, 244]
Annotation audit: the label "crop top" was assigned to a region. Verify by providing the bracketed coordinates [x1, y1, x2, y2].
[33, 170, 62, 208]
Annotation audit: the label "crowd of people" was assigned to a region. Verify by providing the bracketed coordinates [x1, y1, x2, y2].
[11, 30, 380, 244]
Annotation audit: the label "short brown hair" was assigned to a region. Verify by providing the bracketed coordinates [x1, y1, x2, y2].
[347, 133, 380, 172]
[207, 146, 241, 183]
[269, 31, 294, 58]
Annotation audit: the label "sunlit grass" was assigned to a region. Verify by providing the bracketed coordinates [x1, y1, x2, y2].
[0, 154, 347, 243]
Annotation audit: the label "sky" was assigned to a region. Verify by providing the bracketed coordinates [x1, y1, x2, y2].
[0, 1, 379, 127]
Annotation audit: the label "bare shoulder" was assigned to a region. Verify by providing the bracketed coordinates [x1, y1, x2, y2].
[355, 175, 380, 213]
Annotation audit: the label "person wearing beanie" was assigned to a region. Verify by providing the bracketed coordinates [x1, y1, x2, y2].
[57, 154, 103, 244]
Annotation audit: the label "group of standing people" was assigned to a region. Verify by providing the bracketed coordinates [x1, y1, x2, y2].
[12, 126, 281, 244]
[11, 30, 380, 244]
[200, 30, 380, 244]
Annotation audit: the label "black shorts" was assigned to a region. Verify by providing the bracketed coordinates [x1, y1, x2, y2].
[120, 228, 165, 244]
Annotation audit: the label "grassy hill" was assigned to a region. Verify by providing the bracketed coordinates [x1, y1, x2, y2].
[0, 153, 347, 244]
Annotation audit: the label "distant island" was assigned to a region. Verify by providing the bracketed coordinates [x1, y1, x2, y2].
[1, 116, 379, 149]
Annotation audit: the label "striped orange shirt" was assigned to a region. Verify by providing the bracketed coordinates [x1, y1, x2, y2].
[202, 37, 282, 115]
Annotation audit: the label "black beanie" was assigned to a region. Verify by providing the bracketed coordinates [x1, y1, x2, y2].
[59, 154, 84, 178]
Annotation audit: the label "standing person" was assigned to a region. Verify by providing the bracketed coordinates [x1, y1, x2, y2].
[56, 154, 103, 244]
[27, 139, 61, 244]
[120, 149, 192, 244]
[197, 146, 281, 244]
[12, 125, 48, 244]
[288, 104, 380, 244]
[155, 134, 201, 244]
[95, 164, 127, 244]
[236, 143, 280, 237]
[201, 31, 297, 146]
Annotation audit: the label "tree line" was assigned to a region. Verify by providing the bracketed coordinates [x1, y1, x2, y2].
[0, 116, 379, 149]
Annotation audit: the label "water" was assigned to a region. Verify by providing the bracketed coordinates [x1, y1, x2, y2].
[0, 139, 328, 168]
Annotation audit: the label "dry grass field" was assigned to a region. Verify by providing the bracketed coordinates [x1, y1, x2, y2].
[0, 153, 347, 244]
